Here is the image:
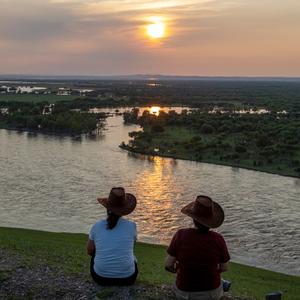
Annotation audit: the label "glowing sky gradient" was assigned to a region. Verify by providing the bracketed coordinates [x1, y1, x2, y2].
[0, 0, 299, 76]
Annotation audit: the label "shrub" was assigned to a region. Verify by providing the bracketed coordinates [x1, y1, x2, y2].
[200, 124, 215, 134]
[151, 124, 165, 133]
[235, 145, 247, 153]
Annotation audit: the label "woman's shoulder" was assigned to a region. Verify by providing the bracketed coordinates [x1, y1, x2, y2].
[118, 219, 136, 233]
[93, 219, 107, 228]
[120, 218, 136, 227]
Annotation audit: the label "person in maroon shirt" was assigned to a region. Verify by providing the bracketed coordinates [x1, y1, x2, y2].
[165, 195, 230, 300]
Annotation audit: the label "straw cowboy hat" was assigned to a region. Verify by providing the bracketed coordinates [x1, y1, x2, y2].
[181, 195, 224, 228]
[97, 187, 137, 216]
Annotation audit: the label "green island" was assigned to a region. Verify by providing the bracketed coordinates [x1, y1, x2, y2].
[0, 227, 299, 299]
[0, 100, 107, 135]
[121, 108, 300, 178]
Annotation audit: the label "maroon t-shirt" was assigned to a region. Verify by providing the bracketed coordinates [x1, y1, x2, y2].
[167, 228, 230, 292]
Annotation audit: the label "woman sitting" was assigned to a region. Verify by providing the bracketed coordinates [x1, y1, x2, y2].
[87, 187, 138, 286]
[165, 195, 230, 300]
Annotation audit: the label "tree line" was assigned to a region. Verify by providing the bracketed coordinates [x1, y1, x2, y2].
[0, 101, 106, 135]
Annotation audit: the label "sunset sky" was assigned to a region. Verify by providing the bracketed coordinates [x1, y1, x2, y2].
[0, 0, 299, 76]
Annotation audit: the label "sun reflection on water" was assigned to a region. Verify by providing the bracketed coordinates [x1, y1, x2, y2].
[129, 155, 185, 243]
[149, 106, 161, 116]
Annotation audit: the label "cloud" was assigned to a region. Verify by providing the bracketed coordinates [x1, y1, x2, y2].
[0, 0, 236, 45]
[0, 0, 299, 75]
[0, 1, 77, 42]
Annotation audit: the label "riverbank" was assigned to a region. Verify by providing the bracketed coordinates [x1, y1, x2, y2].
[0, 227, 299, 299]
[120, 125, 300, 178]
[0, 125, 102, 139]
[121, 143, 300, 179]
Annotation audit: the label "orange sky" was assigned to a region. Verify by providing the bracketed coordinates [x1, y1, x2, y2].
[0, 0, 299, 76]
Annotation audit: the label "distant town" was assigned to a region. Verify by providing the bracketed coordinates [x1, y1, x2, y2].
[0, 84, 116, 98]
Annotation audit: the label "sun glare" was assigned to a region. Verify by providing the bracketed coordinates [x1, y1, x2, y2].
[150, 106, 161, 116]
[146, 18, 165, 39]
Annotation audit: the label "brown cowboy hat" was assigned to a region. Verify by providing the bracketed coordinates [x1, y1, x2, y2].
[181, 195, 224, 228]
[97, 187, 137, 216]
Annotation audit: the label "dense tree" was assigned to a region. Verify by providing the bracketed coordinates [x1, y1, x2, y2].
[0, 101, 106, 135]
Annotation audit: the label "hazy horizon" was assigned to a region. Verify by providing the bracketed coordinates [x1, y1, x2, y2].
[1, 0, 300, 76]
[1, 74, 300, 80]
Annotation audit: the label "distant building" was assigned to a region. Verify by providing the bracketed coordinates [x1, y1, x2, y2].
[17, 86, 48, 94]
[8, 86, 18, 93]
[57, 88, 71, 96]
[73, 89, 95, 96]
[0, 108, 9, 115]
[42, 104, 55, 115]
[1, 85, 50, 94]
[0, 86, 8, 94]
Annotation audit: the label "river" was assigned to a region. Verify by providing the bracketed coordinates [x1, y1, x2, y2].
[0, 108, 299, 276]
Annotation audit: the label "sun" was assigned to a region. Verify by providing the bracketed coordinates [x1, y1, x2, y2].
[146, 18, 165, 39]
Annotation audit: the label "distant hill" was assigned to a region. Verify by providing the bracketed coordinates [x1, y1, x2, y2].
[0, 74, 300, 82]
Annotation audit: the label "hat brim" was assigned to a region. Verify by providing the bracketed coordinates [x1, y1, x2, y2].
[181, 200, 224, 228]
[97, 193, 136, 216]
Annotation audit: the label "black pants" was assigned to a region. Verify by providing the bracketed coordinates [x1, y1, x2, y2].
[90, 255, 138, 286]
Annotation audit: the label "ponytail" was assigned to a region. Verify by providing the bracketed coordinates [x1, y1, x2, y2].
[106, 210, 120, 229]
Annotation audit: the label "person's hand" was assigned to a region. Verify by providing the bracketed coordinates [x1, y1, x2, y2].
[165, 265, 176, 273]
[174, 261, 178, 272]
[165, 254, 177, 273]
[165, 261, 178, 273]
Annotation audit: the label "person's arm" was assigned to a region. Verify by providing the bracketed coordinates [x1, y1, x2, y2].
[218, 234, 230, 272]
[87, 239, 95, 256]
[134, 222, 137, 242]
[165, 230, 180, 273]
[165, 254, 177, 273]
[219, 261, 229, 272]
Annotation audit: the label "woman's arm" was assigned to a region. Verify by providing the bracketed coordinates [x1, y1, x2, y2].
[87, 239, 95, 256]
[165, 254, 177, 273]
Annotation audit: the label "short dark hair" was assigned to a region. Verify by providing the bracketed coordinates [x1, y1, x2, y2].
[193, 219, 210, 233]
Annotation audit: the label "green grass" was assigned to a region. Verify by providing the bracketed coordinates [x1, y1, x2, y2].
[0, 227, 299, 299]
[0, 94, 82, 103]
[159, 127, 192, 142]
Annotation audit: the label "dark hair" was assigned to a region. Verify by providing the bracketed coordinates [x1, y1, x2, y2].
[106, 210, 120, 229]
[193, 219, 210, 234]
